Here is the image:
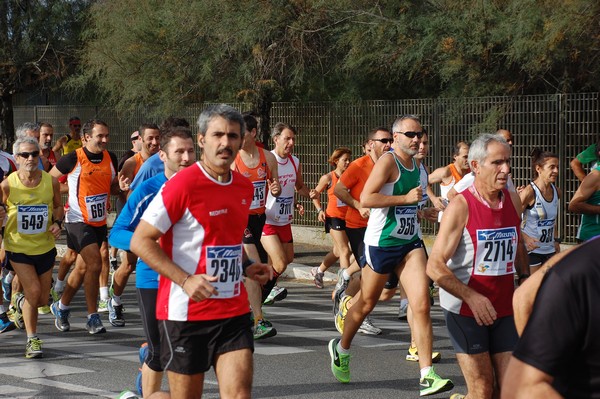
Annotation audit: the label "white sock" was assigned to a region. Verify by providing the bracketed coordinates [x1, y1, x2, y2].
[342, 269, 351, 281]
[58, 301, 69, 311]
[4, 272, 14, 284]
[420, 366, 432, 379]
[0, 304, 6, 313]
[54, 279, 65, 291]
[400, 298, 409, 307]
[99, 287, 109, 301]
[112, 295, 122, 306]
[337, 341, 350, 355]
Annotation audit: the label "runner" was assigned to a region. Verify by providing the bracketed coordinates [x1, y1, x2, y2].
[309, 147, 352, 288]
[260, 122, 311, 305]
[1, 136, 63, 357]
[52, 116, 83, 155]
[329, 115, 453, 396]
[428, 141, 470, 221]
[331, 127, 392, 335]
[519, 148, 561, 273]
[49, 119, 120, 334]
[427, 133, 529, 399]
[131, 104, 271, 398]
[109, 126, 196, 397]
[569, 162, 600, 241]
[233, 114, 281, 340]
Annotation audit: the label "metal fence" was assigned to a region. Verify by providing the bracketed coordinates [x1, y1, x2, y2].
[14, 93, 600, 243]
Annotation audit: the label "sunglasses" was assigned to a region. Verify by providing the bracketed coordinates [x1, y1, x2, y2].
[372, 138, 393, 144]
[17, 151, 40, 159]
[396, 131, 424, 139]
[71, 124, 81, 128]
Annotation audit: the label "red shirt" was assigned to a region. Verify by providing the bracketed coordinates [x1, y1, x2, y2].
[142, 162, 253, 321]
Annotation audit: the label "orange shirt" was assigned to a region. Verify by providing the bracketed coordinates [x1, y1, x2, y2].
[338, 155, 374, 229]
[234, 149, 271, 215]
[132, 152, 144, 177]
[326, 171, 347, 220]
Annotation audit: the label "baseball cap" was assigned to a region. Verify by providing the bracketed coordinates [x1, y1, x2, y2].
[131, 131, 140, 140]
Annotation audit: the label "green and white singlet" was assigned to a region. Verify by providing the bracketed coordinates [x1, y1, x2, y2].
[364, 153, 421, 248]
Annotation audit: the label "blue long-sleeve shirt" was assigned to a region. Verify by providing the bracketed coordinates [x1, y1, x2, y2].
[108, 173, 167, 289]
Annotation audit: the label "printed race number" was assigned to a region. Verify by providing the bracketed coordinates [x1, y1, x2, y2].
[17, 205, 48, 234]
[205, 245, 243, 298]
[475, 227, 518, 275]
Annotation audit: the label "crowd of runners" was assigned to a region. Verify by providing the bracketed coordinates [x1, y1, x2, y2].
[0, 107, 599, 398]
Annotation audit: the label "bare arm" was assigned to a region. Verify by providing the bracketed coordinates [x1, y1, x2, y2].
[427, 165, 450, 185]
[334, 180, 359, 209]
[48, 177, 64, 239]
[311, 173, 330, 222]
[569, 170, 600, 214]
[361, 155, 421, 208]
[52, 136, 67, 154]
[426, 196, 498, 326]
[501, 357, 560, 399]
[264, 150, 281, 197]
[570, 157, 587, 182]
[131, 220, 219, 300]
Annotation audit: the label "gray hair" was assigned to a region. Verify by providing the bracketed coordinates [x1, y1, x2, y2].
[391, 114, 421, 133]
[468, 133, 510, 165]
[271, 122, 296, 139]
[197, 104, 245, 138]
[14, 136, 41, 154]
[15, 122, 40, 139]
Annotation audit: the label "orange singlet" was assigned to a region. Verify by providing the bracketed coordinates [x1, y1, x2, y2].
[234, 149, 272, 215]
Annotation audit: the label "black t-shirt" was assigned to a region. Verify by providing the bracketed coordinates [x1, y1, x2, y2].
[55, 147, 118, 175]
[117, 149, 136, 172]
[513, 236, 600, 398]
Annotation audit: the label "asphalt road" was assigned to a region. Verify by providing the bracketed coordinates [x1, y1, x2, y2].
[0, 244, 467, 398]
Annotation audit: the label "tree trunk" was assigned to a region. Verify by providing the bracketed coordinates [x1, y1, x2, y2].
[0, 92, 14, 153]
[257, 94, 272, 147]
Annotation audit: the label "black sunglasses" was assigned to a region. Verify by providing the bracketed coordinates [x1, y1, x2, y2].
[396, 131, 424, 139]
[17, 151, 40, 159]
[372, 138, 393, 144]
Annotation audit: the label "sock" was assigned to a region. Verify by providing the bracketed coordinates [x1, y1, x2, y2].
[317, 266, 325, 274]
[112, 295, 122, 306]
[99, 286, 109, 301]
[420, 366, 432, 379]
[400, 298, 409, 308]
[342, 269, 351, 281]
[27, 334, 37, 340]
[337, 342, 350, 355]
[54, 279, 65, 292]
[58, 301, 70, 311]
[0, 305, 5, 314]
[4, 272, 14, 284]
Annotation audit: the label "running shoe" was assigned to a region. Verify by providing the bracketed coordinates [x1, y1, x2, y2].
[0, 313, 15, 333]
[263, 285, 287, 305]
[398, 301, 408, 320]
[38, 305, 51, 315]
[50, 287, 63, 302]
[419, 367, 454, 396]
[334, 295, 352, 334]
[98, 298, 109, 313]
[50, 301, 70, 332]
[332, 269, 349, 315]
[11, 292, 25, 330]
[328, 338, 350, 383]
[310, 267, 324, 289]
[117, 391, 141, 399]
[253, 319, 277, 340]
[107, 299, 125, 327]
[85, 313, 106, 334]
[450, 394, 466, 399]
[406, 345, 441, 363]
[139, 342, 149, 365]
[25, 337, 43, 359]
[357, 315, 382, 335]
